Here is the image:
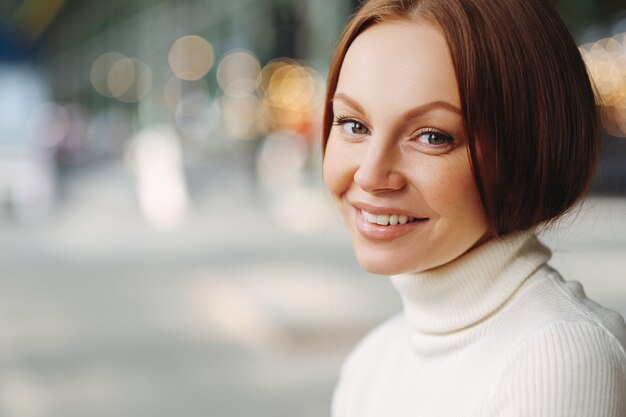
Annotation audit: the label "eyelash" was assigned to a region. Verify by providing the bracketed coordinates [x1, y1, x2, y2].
[414, 129, 455, 147]
[332, 116, 368, 134]
[332, 115, 455, 148]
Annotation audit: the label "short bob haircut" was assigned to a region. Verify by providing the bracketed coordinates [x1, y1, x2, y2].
[322, 0, 599, 236]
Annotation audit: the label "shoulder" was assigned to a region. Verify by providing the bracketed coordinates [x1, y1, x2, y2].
[487, 320, 626, 416]
[484, 265, 626, 416]
[506, 265, 626, 351]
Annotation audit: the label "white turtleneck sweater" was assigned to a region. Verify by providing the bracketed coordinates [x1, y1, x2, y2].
[332, 232, 626, 417]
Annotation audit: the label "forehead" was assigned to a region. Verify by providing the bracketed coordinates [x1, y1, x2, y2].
[336, 21, 460, 112]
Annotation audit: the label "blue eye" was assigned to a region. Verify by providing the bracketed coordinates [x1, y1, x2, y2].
[333, 116, 370, 135]
[416, 130, 454, 146]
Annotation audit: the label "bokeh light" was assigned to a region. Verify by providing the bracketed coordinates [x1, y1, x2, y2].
[90, 52, 126, 97]
[126, 126, 189, 231]
[581, 32, 626, 137]
[220, 94, 260, 140]
[91, 54, 152, 103]
[168, 35, 214, 81]
[216, 49, 261, 97]
[257, 59, 324, 136]
[128, 59, 153, 102]
[107, 57, 135, 98]
[111, 58, 152, 103]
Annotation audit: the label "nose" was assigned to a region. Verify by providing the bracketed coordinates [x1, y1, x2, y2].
[354, 142, 406, 193]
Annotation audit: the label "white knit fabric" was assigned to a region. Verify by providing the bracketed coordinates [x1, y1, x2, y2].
[332, 231, 626, 417]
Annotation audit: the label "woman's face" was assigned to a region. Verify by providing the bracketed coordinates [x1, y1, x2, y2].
[323, 21, 490, 275]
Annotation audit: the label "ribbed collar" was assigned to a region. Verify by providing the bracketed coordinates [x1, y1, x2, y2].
[390, 231, 551, 335]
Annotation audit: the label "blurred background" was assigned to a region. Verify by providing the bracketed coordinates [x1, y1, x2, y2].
[0, 0, 625, 416]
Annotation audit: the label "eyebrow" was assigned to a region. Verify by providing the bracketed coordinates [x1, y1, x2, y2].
[332, 92, 462, 119]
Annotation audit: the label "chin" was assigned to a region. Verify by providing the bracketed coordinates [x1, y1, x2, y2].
[354, 249, 420, 276]
[359, 263, 403, 276]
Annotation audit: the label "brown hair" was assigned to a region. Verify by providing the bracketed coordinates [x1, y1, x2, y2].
[322, 0, 599, 236]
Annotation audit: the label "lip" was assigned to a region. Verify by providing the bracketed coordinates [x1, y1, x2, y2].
[352, 205, 428, 241]
[351, 201, 426, 218]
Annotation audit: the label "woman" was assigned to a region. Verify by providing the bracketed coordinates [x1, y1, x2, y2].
[322, 0, 626, 416]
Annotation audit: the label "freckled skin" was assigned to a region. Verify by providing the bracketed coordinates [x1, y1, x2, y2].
[323, 21, 490, 275]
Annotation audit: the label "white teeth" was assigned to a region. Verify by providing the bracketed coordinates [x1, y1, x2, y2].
[362, 210, 377, 222]
[361, 210, 417, 226]
[375, 214, 389, 225]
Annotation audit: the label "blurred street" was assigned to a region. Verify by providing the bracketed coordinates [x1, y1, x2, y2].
[0, 161, 401, 417]
[0, 161, 625, 417]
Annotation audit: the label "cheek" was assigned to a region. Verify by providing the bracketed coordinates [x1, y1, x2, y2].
[416, 155, 484, 218]
[322, 138, 354, 198]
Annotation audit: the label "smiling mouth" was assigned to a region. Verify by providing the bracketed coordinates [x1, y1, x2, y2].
[360, 209, 428, 226]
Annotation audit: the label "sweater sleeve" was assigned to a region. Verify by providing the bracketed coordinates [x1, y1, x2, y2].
[487, 321, 626, 417]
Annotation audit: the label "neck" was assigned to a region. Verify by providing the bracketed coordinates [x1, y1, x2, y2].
[390, 231, 551, 334]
